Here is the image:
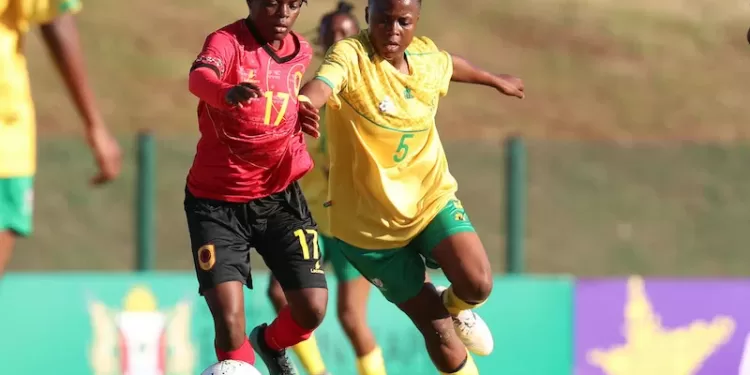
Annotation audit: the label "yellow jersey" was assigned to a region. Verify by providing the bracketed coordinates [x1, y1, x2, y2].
[0, 0, 81, 177]
[314, 31, 458, 250]
[298, 108, 331, 236]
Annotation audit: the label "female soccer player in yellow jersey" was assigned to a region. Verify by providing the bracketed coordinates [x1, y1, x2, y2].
[266, 3, 388, 375]
[0, 0, 121, 278]
[296, 0, 524, 373]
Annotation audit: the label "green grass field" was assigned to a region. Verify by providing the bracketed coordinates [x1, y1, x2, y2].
[12, 0, 750, 275]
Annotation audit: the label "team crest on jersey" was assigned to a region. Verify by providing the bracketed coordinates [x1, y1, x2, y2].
[241, 67, 259, 84]
[378, 96, 396, 114]
[403, 87, 414, 99]
[88, 286, 196, 375]
[451, 200, 467, 221]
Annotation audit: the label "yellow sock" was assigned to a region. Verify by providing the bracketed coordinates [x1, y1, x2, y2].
[439, 352, 479, 375]
[356, 346, 388, 375]
[442, 286, 485, 316]
[291, 333, 327, 375]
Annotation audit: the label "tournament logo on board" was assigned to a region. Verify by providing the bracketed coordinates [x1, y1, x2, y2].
[87, 286, 196, 375]
[575, 276, 748, 375]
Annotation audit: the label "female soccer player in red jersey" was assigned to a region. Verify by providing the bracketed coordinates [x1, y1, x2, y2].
[265, 4, 388, 375]
[185, 1, 326, 374]
[297, 0, 524, 374]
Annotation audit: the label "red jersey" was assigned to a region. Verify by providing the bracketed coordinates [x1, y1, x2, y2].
[187, 19, 314, 202]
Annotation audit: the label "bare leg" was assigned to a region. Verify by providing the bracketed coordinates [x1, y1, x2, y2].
[398, 283, 470, 373]
[432, 232, 494, 356]
[267, 275, 288, 312]
[0, 230, 17, 278]
[431, 232, 493, 306]
[204, 281, 248, 352]
[337, 276, 377, 356]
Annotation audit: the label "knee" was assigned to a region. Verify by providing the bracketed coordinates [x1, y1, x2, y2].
[461, 271, 493, 303]
[291, 292, 328, 330]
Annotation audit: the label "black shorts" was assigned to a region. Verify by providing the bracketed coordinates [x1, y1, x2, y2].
[184, 182, 327, 295]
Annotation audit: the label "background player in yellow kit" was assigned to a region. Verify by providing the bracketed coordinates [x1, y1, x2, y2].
[266, 3, 387, 375]
[0, 0, 121, 277]
[297, 0, 524, 373]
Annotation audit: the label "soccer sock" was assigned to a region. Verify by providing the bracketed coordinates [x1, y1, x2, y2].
[440, 352, 479, 375]
[215, 337, 256, 365]
[264, 305, 314, 351]
[291, 333, 327, 375]
[356, 346, 387, 375]
[442, 286, 485, 316]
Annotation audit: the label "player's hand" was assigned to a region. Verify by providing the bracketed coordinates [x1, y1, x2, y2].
[225, 82, 263, 107]
[298, 100, 320, 138]
[494, 74, 525, 99]
[85, 123, 122, 186]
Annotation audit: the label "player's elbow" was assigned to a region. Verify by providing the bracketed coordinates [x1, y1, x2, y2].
[188, 69, 208, 98]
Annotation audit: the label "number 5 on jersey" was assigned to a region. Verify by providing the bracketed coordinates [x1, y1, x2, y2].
[394, 133, 414, 162]
[294, 229, 324, 274]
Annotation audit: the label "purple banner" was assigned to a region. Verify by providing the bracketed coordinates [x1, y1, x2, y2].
[575, 277, 750, 375]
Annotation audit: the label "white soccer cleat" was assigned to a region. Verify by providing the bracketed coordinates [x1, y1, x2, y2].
[435, 285, 495, 356]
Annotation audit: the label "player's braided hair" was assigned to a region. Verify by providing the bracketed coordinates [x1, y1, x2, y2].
[247, 0, 308, 6]
[334, 1, 354, 13]
[368, 0, 421, 8]
[318, 1, 359, 45]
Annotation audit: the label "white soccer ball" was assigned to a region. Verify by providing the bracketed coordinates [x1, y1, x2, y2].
[200, 360, 262, 375]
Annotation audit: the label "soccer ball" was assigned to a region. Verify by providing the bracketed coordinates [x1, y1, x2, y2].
[200, 360, 262, 375]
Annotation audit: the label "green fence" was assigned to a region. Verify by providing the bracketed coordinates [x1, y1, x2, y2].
[12, 135, 750, 275]
[0, 273, 572, 375]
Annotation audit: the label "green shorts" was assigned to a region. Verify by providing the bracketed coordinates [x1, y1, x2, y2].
[320, 234, 362, 283]
[332, 198, 475, 304]
[0, 177, 34, 236]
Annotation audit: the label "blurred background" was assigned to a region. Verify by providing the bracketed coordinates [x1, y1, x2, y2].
[4, 0, 750, 374]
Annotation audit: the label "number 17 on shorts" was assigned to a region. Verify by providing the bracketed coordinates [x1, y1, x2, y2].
[294, 228, 324, 275]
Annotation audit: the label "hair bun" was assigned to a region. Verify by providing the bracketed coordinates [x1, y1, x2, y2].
[336, 1, 354, 13]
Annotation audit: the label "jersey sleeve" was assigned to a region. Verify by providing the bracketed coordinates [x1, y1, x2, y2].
[22, 0, 82, 25]
[314, 40, 359, 109]
[436, 50, 452, 96]
[418, 37, 453, 97]
[191, 31, 236, 79]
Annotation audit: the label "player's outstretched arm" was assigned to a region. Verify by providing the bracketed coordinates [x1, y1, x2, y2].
[297, 79, 334, 138]
[450, 54, 525, 99]
[40, 14, 121, 185]
[299, 79, 334, 109]
[189, 31, 261, 109]
[298, 39, 353, 137]
[189, 68, 262, 109]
